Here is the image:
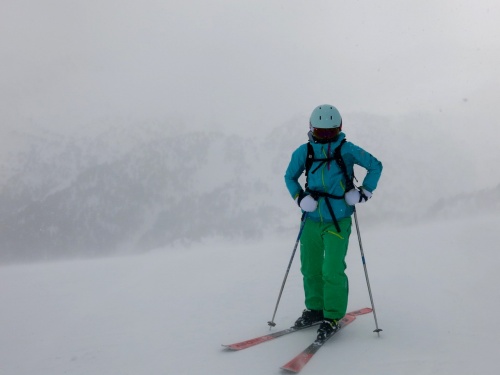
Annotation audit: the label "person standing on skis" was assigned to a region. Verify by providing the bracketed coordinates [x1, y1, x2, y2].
[284, 104, 383, 341]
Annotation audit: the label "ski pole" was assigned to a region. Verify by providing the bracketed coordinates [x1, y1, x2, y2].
[353, 208, 383, 335]
[267, 212, 307, 328]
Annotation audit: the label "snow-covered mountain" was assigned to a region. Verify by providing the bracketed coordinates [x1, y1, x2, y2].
[1, 114, 497, 263]
[0, 126, 281, 262]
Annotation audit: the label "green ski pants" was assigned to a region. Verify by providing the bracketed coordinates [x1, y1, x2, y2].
[299, 217, 352, 320]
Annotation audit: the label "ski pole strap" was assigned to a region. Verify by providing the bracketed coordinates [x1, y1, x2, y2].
[359, 190, 369, 203]
[308, 190, 344, 233]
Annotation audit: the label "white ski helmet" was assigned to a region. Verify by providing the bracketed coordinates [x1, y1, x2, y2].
[309, 105, 342, 129]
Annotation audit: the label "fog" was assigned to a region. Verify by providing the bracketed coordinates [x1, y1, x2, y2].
[3, 1, 500, 132]
[1, 1, 500, 262]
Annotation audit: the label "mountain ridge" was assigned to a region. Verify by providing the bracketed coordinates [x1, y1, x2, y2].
[1, 115, 497, 263]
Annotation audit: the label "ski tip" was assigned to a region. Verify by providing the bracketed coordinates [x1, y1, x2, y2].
[281, 352, 314, 373]
[281, 360, 308, 373]
[281, 366, 300, 373]
[221, 344, 240, 351]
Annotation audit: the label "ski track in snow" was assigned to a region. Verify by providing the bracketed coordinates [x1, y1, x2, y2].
[1, 214, 499, 375]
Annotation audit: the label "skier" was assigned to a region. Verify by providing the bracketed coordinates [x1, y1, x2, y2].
[284, 104, 383, 341]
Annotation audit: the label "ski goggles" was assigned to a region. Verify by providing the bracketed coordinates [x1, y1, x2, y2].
[311, 126, 340, 140]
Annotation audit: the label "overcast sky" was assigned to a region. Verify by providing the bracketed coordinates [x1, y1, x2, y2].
[1, 0, 499, 140]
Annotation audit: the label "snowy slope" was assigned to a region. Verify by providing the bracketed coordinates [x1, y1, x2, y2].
[1, 213, 499, 375]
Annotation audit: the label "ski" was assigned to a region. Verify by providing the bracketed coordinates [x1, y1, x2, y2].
[280, 308, 372, 373]
[222, 323, 320, 351]
[222, 307, 371, 351]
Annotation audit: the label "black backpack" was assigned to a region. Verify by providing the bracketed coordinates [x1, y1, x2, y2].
[303, 138, 355, 232]
[305, 138, 355, 192]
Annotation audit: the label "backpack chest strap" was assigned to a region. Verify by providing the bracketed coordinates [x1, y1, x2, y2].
[307, 190, 344, 233]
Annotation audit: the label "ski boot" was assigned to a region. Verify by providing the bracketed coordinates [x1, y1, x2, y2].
[316, 319, 340, 342]
[293, 309, 324, 328]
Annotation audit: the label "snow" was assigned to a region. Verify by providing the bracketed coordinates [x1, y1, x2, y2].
[1, 213, 499, 375]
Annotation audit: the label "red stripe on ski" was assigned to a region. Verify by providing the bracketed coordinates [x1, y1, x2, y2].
[346, 307, 372, 316]
[280, 314, 357, 373]
[223, 334, 276, 351]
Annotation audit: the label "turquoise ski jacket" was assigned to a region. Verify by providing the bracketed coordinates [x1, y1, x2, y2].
[284, 132, 383, 223]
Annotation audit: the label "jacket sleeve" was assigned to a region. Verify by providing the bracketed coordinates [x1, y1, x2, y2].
[284, 144, 308, 199]
[344, 143, 383, 193]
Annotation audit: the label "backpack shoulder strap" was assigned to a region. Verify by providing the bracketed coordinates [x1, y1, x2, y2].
[333, 139, 355, 191]
[305, 142, 314, 178]
[304, 142, 314, 189]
